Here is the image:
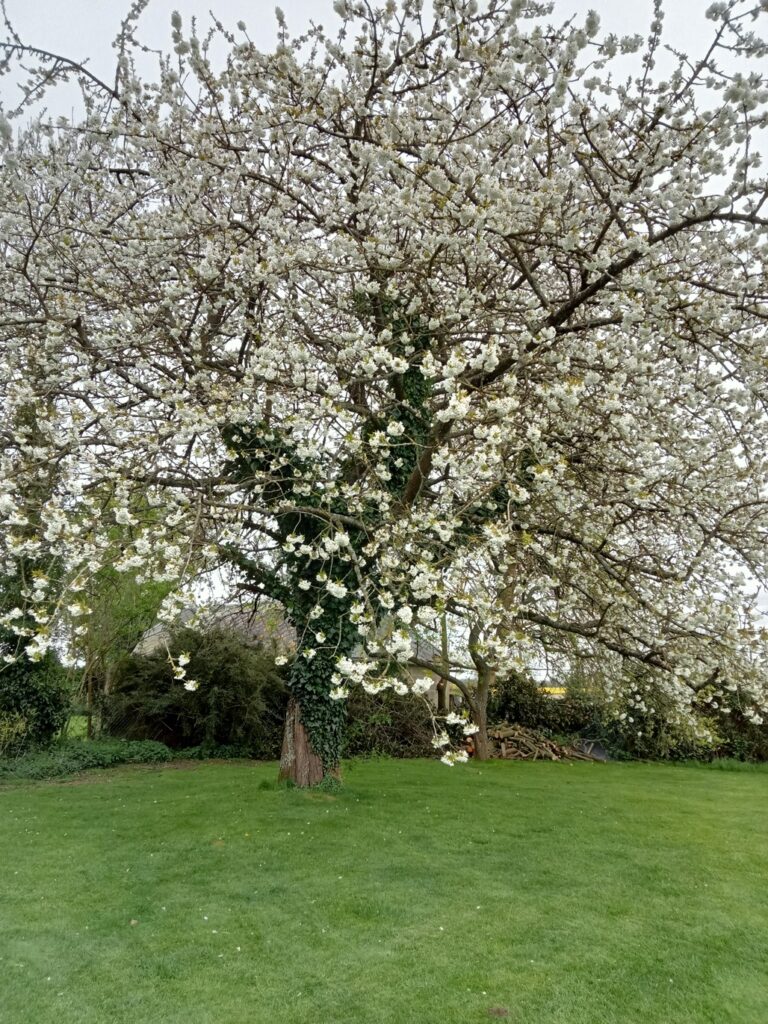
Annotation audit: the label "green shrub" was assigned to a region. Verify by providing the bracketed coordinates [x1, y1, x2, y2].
[486, 669, 726, 761]
[717, 719, 768, 761]
[487, 672, 603, 737]
[0, 648, 70, 755]
[701, 688, 768, 762]
[591, 669, 720, 761]
[487, 672, 545, 728]
[342, 688, 435, 758]
[0, 713, 28, 757]
[0, 738, 173, 781]
[105, 626, 441, 761]
[102, 627, 288, 758]
[602, 701, 715, 761]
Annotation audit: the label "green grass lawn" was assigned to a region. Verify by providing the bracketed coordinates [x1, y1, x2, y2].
[1, 759, 766, 1024]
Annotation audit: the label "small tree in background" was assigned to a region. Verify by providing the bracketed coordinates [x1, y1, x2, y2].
[73, 564, 173, 738]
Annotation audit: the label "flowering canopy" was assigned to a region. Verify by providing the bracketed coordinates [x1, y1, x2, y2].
[1, 0, 768, 772]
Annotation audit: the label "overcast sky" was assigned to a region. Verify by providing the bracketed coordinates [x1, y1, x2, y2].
[1, 0, 721, 114]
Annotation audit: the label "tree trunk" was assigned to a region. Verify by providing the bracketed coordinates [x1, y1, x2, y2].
[466, 622, 495, 761]
[437, 679, 451, 714]
[278, 697, 325, 787]
[473, 702, 490, 760]
[439, 612, 451, 713]
[86, 671, 94, 740]
[470, 660, 495, 761]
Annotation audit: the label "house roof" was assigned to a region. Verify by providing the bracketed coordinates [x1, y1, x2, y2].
[135, 600, 444, 669]
[208, 603, 297, 649]
[133, 599, 295, 656]
[412, 632, 441, 664]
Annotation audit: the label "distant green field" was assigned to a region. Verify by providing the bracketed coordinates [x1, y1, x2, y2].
[1, 759, 766, 1024]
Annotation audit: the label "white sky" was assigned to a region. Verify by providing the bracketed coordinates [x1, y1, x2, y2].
[1, 0, 720, 114]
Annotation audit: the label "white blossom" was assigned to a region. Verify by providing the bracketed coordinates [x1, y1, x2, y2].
[411, 678, 434, 696]
[326, 580, 348, 599]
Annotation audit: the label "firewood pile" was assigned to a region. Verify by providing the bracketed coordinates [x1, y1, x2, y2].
[488, 723, 598, 761]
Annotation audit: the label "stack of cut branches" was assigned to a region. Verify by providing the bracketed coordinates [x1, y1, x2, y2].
[488, 723, 597, 761]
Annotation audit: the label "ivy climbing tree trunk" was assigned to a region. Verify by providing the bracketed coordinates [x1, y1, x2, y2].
[279, 697, 324, 787]
[221, 426, 359, 785]
[279, 645, 350, 784]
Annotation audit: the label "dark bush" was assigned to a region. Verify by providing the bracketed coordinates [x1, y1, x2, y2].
[342, 687, 435, 758]
[717, 718, 768, 761]
[587, 674, 768, 762]
[601, 704, 713, 762]
[487, 672, 544, 728]
[702, 689, 768, 762]
[487, 672, 602, 737]
[583, 669, 718, 762]
[106, 626, 439, 760]
[486, 669, 724, 761]
[0, 646, 70, 756]
[102, 627, 288, 757]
